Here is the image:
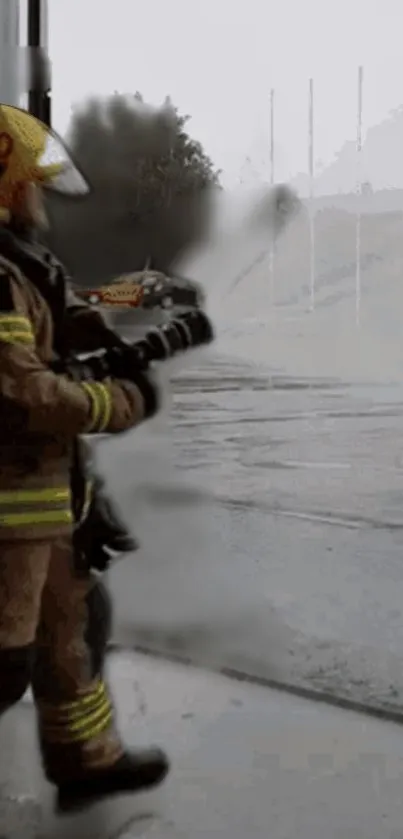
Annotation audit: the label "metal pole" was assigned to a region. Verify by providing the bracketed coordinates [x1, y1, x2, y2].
[0, 0, 21, 106]
[270, 88, 274, 187]
[308, 77, 315, 311]
[355, 65, 363, 327]
[27, 0, 51, 125]
[269, 88, 275, 307]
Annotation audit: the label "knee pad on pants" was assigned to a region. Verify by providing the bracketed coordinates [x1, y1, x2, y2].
[0, 645, 33, 711]
[85, 578, 113, 678]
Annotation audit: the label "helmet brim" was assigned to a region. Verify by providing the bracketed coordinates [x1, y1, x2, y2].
[38, 128, 91, 198]
[40, 159, 91, 198]
[0, 104, 91, 199]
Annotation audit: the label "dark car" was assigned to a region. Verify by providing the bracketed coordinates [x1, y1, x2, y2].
[73, 269, 205, 332]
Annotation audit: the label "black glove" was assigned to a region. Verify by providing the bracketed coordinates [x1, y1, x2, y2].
[74, 488, 139, 574]
[52, 309, 213, 419]
[51, 350, 160, 419]
[50, 353, 111, 381]
[105, 309, 215, 376]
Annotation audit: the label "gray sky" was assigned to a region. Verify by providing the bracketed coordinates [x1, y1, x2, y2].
[47, 0, 403, 187]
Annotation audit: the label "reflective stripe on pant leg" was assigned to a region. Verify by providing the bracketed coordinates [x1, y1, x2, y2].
[37, 680, 113, 743]
[32, 538, 123, 781]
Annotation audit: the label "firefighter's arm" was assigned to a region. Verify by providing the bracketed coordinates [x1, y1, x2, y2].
[0, 271, 152, 437]
[63, 286, 116, 354]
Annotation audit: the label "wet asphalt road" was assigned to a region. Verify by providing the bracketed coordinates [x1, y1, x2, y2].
[96, 353, 403, 714]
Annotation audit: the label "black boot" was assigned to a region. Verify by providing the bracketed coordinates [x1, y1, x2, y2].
[56, 748, 170, 814]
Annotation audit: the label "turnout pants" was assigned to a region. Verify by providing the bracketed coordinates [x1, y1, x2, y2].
[0, 537, 123, 784]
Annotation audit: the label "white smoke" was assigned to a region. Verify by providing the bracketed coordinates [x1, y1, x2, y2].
[95, 183, 300, 667]
[180, 182, 300, 299]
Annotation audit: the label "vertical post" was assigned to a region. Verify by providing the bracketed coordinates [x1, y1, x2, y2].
[270, 88, 274, 188]
[27, 0, 51, 125]
[0, 0, 21, 106]
[269, 88, 275, 307]
[355, 65, 363, 327]
[308, 77, 315, 311]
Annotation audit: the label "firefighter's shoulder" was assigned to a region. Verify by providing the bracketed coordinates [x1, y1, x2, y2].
[0, 257, 35, 346]
[0, 261, 19, 313]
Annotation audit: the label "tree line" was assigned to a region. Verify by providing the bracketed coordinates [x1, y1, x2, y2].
[45, 93, 220, 285]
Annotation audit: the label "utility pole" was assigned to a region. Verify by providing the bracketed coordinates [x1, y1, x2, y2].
[269, 88, 275, 307]
[0, 0, 51, 122]
[28, 0, 51, 125]
[0, 0, 20, 106]
[355, 65, 363, 327]
[308, 77, 315, 311]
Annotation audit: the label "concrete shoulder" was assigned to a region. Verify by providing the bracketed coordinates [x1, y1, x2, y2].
[1, 651, 403, 838]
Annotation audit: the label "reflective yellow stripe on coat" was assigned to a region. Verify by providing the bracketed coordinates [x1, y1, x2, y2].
[0, 314, 35, 344]
[0, 487, 73, 528]
[80, 382, 112, 433]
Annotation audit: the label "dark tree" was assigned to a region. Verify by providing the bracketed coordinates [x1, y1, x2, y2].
[45, 94, 220, 285]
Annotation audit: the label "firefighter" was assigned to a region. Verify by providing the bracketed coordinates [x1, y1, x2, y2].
[0, 104, 170, 813]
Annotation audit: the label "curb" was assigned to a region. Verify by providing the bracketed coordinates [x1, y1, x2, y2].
[107, 642, 403, 726]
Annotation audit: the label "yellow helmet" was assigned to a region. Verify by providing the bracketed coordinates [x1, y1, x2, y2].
[0, 104, 90, 223]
